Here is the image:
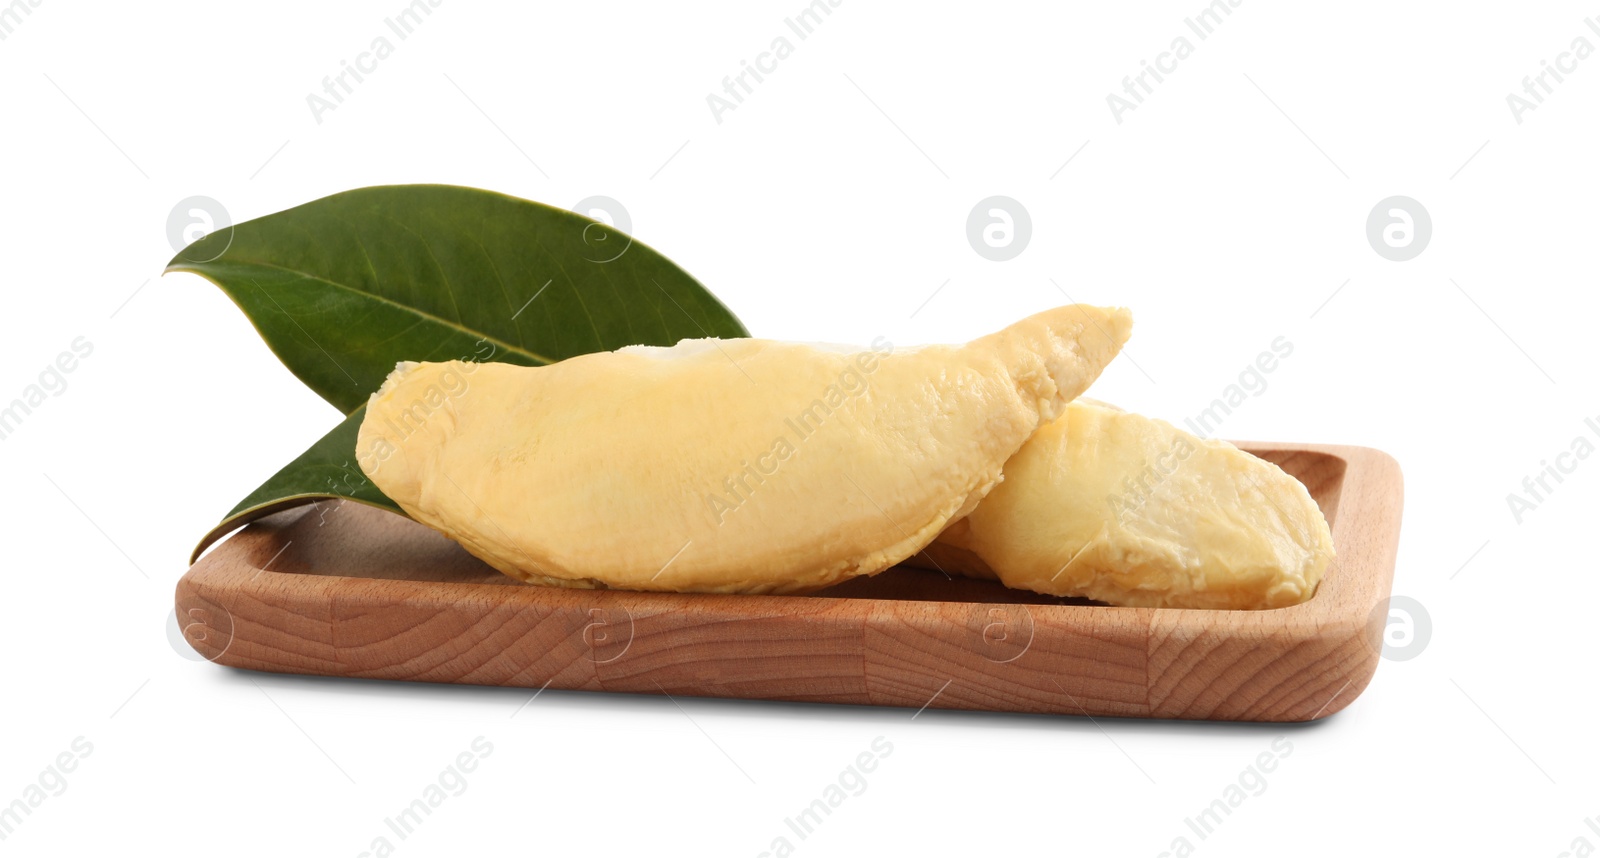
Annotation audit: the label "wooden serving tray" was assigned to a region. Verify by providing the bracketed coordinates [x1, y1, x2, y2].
[175, 442, 1402, 722]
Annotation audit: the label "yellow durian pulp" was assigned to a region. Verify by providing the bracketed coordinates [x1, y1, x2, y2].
[357, 305, 1132, 594]
[921, 399, 1333, 609]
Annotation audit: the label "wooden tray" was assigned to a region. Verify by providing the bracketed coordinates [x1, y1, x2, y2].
[175, 442, 1402, 722]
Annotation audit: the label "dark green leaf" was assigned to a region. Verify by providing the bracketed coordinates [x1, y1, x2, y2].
[188, 407, 394, 561]
[168, 184, 746, 414]
[177, 185, 749, 561]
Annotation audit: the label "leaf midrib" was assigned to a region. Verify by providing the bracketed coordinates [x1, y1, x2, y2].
[168, 257, 559, 366]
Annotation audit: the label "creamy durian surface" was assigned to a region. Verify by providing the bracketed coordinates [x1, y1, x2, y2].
[923, 399, 1333, 609]
[356, 305, 1132, 594]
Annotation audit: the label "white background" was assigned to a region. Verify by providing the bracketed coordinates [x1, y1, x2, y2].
[2, 0, 1596, 855]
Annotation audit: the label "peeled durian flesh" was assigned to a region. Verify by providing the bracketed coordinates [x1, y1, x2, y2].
[920, 399, 1333, 609]
[355, 305, 1132, 594]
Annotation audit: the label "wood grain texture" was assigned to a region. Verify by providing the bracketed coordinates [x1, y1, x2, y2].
[175, 443, 1402, 722]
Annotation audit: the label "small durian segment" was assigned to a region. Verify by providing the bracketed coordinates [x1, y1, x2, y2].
[929, 400, 1333, 609]
[355, 305, 1131, 594]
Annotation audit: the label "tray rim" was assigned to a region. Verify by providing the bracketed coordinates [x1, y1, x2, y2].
[175, 440, 1403, 722]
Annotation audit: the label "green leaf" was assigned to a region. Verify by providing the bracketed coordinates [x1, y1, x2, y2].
[188, 407, 393, 561]
[168, 184, 746, 414]
[177, 185, 749, 561]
